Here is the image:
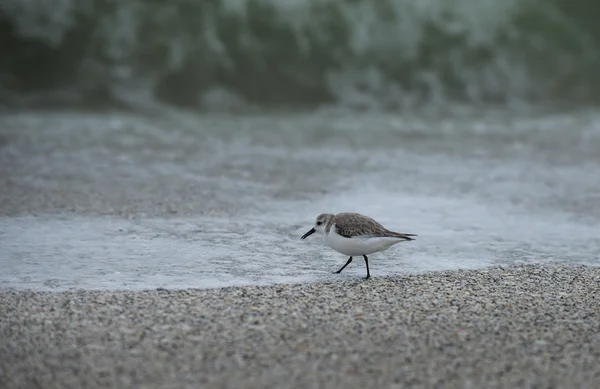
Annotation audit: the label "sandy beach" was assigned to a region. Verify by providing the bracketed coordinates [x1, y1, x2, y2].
[1, 264, 599, 388]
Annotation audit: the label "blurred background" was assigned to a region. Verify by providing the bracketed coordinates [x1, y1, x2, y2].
[1, 0, 599, 110]
[1, 0, 599, 291]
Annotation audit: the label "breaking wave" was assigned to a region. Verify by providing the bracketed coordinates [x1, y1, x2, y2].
[1, 0, 599, 110]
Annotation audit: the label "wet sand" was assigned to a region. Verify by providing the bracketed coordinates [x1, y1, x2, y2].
[1, 264, 599, 388]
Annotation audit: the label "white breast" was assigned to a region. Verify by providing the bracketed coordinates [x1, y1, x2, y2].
[324, 225, 405, 256]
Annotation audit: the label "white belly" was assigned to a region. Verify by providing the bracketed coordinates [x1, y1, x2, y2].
[324, 230, 405, 256]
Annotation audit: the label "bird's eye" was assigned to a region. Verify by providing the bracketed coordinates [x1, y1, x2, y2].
[317, 221, 322, 226]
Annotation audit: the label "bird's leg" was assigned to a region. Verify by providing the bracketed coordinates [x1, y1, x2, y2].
[363, 255, 370, 279]
[334, 257, 353, 274]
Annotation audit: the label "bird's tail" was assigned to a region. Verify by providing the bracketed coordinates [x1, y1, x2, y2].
[388, 231, 417, 241]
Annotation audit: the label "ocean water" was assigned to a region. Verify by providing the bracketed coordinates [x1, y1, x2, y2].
[1, 107, 599, 291]
[2, 0, 599, 292]
[2, 0, 600, 109]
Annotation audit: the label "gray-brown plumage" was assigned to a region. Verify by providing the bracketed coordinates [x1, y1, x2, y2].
[322, 212, 416, 240]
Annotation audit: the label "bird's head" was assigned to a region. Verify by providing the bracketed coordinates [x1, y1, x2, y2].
[301, 213, 334, 239]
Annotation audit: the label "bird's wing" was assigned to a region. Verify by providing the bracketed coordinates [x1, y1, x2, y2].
[334, 213, 416, 240]
[333, 213, 387, 238]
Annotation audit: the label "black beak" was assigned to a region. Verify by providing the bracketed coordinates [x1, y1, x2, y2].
[301, 228, 316, 240]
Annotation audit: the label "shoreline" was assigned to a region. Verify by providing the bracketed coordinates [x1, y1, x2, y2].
[2, 263, 599, 388]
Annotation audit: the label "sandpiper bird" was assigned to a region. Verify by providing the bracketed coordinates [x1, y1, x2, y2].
[301, 212, 416, 279]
